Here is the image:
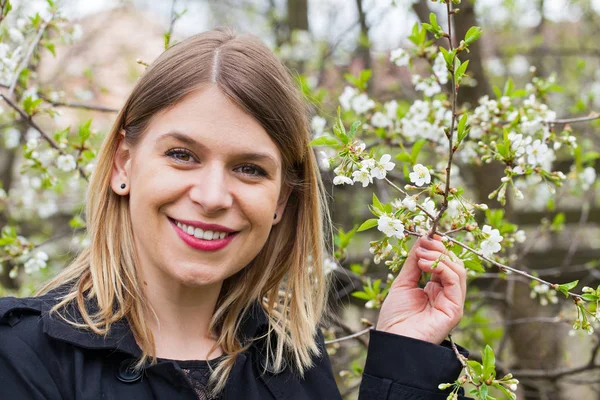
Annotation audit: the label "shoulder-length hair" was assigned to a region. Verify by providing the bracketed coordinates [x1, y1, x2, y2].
[38, 28, 332, 397]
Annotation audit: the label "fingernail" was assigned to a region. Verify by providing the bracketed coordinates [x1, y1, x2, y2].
[419, 247, 428, 252]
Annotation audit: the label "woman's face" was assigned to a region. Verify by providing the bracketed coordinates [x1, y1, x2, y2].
[111, 86, 290, 289]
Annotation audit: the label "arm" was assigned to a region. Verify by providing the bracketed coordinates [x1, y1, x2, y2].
[358, 329, 470, 400]
[0, 325, 64, 400]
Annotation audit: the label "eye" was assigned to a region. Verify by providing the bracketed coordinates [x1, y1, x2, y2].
[236, 164, 268, 178]
[165, 148, 196, 163]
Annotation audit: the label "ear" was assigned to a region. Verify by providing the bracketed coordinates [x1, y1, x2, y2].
[273, 184, 292, 225]
[110, 131, 132, 196]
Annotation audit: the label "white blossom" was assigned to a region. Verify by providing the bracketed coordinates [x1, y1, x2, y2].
[409, 164, 431, 187]
[370, 154, 395, 179]
[24, 251, 49, 274]
[401, 196, 417, 211]
[323, 257, 338, 275]
[311, 116, 327, 137]
[377, 215, 405, 239]
[8, 28, 24, 43]
[514, 230, 526, 243]
[525, 139, 552, 166]
[432, 52, 448, 84]
[421, 197, 436, 216]
[333, 175, 353, 185]
[26, 137, 39, 150]
[352, 167, 373, 187]
[480, 225, 503, 257]
[339, 86, 358, 110]
[4, 128, 21, 149]
[390, 48, 410, 67]
[371, 112, 391, 128]
[413, 75, 441, 97]
[57, 154, 77, 172]
[351, 93, 375, 114]
[581, 167, 596, 190]
[384, 100, 398, 120]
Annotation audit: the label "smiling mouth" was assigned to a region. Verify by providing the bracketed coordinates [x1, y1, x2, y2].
[168, 218, 238, 241]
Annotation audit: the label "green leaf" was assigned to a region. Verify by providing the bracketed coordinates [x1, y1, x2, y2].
[464, 26, 482, 46]
[464, 258, 485, 272]
[23, 96, 43, 115]
[411, 139, 426, 163]
[348, 121, 361, 139]
[352, 291, 372, 300]
[309, 136, 339, 147]
[372, 193, 384, 212]
[503, 78, 514, 97]
[358, 218, 379, 232]
[467, 360, 483, 377]
[492, 85, 502, 99]
[164, 32, 171, 49]
[4, 0, 12, 15]
[29, 13, 42, 29]
[395, 152, 412, 163]
[482, 345, 496, 380]
[556, 280, 579, 297]
[454, 59, 469, 83]
[43, 42, 56, 57]
[69, 215, 86, 229]
[581, 293, 599, 302]
[78, 119, 92, 141]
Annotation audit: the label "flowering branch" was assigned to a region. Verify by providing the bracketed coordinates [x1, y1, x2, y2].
[430, 1, 457, 238]
[7, 13, 55, 98]
[0, 93, 88, 181]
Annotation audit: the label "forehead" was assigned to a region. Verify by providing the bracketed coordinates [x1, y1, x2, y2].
[143, 86, 282, 162]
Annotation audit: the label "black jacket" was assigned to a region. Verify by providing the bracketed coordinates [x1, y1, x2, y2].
[0, 291, 470, 399]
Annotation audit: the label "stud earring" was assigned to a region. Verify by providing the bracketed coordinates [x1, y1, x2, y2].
[273, 213, 277, 220]
[120, 183, 126, 189]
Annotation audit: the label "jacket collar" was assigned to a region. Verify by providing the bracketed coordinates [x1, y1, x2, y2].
[14, 289, 270, 358]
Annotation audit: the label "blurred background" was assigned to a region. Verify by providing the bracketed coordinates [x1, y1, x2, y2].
[1, 0, 600, 399]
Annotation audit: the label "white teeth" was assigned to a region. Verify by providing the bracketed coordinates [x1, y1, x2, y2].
[175, 220, 229, 240]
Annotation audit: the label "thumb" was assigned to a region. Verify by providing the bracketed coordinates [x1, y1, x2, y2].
[392, 237, 424, 290]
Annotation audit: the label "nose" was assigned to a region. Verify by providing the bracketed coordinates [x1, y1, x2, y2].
[188, 164, 233, 214]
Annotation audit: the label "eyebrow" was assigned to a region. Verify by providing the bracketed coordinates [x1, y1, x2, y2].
[157, 131, 279, 166]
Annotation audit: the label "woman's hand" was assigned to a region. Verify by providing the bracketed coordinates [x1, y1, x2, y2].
[376, 234, 467, 345]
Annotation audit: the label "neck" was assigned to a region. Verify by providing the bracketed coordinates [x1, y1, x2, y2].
[140, 275, 224, 361]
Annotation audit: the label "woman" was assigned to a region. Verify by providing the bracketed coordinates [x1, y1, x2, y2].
[0, 29, 468, 399]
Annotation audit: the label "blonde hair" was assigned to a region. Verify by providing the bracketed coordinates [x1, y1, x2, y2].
[38, 28, 332, 397]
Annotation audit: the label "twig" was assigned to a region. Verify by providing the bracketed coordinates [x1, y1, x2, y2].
[165, 0, 178, 49]
[545, 113, 600, 125]
[429, 1, 457, 237]
[384, 177, 436, 220]
[0, 94, 88, 181]
[448, 333, 473, 381]
[442, 234, 582, 299]
[0, 0, 9, 26]
[39, 94, 119, 113]
[8, 14, 55, 98]
[324, 326, 373, 345]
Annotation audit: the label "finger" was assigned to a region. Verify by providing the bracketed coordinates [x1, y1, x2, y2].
[416, 243, 466, 299]
[393, 237, 427, 289]
[417, 259, 464, 318]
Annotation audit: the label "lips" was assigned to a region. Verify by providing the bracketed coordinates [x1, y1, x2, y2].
[169, 218, 238, 252]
